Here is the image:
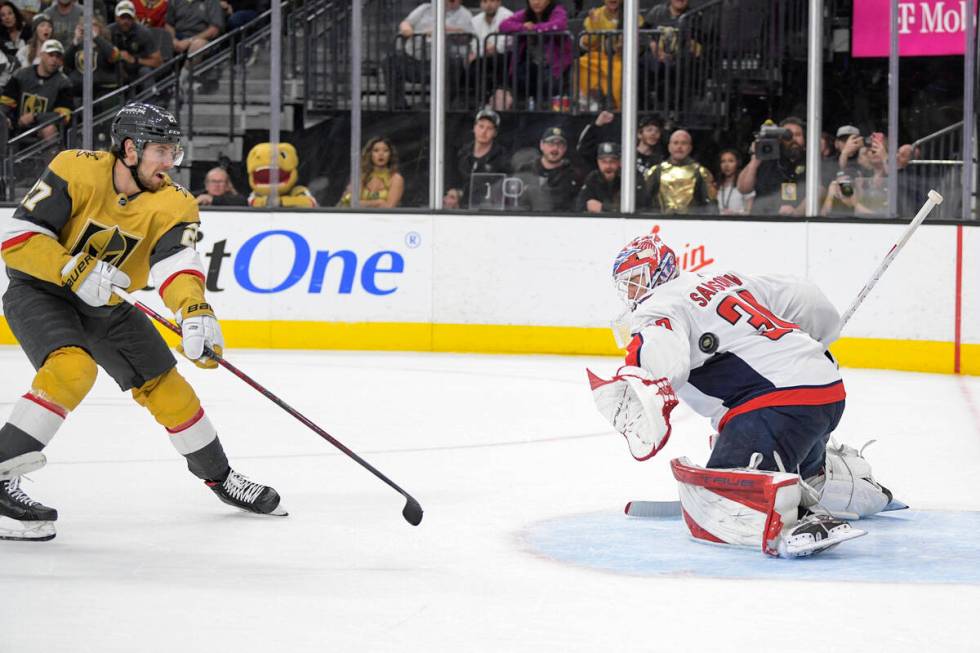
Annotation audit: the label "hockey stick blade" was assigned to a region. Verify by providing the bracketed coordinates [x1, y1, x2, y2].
[625, 500, 682, 518]
[112, 287, 424, 527]
[403, 497, 423, 526]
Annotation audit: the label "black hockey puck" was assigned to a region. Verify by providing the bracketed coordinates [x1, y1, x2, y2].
[699, 332, 718, 354]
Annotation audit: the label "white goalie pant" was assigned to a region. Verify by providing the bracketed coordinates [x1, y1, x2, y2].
[671, 456, 802, 556]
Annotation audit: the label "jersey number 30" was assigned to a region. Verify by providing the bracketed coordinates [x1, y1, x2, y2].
[716, 289, 799, 341]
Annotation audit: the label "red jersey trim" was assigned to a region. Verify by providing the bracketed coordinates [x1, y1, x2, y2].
[23, 392, 68, 419]
[717, 382, 846, 432]
[2, 232, 37, 251]
[166, 407, 205, 434]
[158, 270, 206, 298]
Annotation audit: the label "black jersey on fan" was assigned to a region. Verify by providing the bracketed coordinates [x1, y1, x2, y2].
[0, 63, 73, 132]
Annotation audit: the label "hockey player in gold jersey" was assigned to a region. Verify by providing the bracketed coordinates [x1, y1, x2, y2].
[0, 102, 286, 541]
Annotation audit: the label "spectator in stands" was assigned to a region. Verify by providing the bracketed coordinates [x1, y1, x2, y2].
[110, 0, 162, 85]
[16, 13, 52, 67]
[644, 0, 700, 62]
[576, 141, 621, 213]
[133, 0, 167, 28]
[42, 0, 85, 48]
[444, 107, 509, 209]
[834, 124, 865, 179]
[576, 0, 641, 111]
[64, 16, 120, 95]
[512, 125, 580, 212]
[468, 0, 511, 106]
[737, 116, 807, 215]
[576, 111, 664, 203]
[0, 38, 72, 140]
[822, 131, 889, 217]
[716, 148, 753, 215]
[167, 0, 223, 93]
[495, 0, 572, 111]
[196, 166, 247, 206]
[384, 0, 474, 111]
[221, 0, 258, 32]
[0, 1, 26, 61]
[642, 128, 715, 213]
[337, 137, 405, 209]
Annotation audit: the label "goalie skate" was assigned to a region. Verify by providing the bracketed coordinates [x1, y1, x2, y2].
[0, 477, 57, 542]
[206, 469, 287, 516]
[776, 513, 866, 558]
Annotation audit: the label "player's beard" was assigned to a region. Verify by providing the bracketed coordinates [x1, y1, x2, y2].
[137, 166, 167, 192]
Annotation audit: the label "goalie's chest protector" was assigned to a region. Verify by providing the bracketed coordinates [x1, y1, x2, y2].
[630, 271, 843, 430]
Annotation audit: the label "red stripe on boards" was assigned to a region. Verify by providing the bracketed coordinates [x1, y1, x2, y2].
[955, 224, 963, 374]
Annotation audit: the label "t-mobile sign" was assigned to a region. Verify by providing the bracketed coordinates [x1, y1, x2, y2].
[852, 0, 978, 57]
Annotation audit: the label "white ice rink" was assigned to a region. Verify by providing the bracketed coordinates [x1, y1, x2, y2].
[3, 347, 979, 652]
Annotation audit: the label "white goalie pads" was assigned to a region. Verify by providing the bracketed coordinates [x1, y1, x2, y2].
[587, 366, 679, 460]
[803, 440, 900, 519]
[671, 456, 802, 556]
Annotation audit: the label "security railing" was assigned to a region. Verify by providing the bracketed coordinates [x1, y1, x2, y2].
[906, 121, 966, 221]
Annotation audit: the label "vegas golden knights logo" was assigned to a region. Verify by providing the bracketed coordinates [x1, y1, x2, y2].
[21, 93, 48, 115]
[69, 222, 141, 268]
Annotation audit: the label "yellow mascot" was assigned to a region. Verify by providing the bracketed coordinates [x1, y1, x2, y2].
[246, 142, 318, 207]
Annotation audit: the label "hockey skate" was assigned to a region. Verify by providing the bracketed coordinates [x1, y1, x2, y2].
[206, 469, 287, 516]
[0, 476, 57, 541]
[776, 513, 866, 558]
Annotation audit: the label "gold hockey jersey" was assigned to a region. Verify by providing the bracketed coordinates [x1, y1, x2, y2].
[2, 149, 202, 308]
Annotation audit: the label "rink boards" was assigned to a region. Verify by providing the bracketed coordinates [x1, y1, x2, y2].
[0, 208, 975, 375]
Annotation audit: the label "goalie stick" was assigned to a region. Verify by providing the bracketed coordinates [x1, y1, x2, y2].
[113, 287, 424, 527]
[839, 189, 943, 329]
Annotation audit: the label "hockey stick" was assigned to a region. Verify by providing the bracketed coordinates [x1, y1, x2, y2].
[839, 189, 943, 329]
[112, 287, 424, 526]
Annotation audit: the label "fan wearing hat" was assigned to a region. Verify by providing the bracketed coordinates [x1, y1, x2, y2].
[109, 0, 162, 84]
[444, 108, 510, 209]
[0, 37, 72, 139]
[576, 141, 621, 213]
[511, 126, 580, 212]
[833, 125, 865, 179]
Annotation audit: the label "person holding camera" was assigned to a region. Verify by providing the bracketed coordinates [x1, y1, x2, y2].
[821, 132, 890, 217]
[737, 117, 806, 216]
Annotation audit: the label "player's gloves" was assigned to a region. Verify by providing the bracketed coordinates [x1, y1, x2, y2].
[587, 365, 678, 461]
[177, 302, 224, 369]
[61, 253, 131, 307]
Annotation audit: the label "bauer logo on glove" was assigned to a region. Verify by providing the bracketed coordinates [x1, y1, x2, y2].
[176, 303, 224, 369]
[587, 366, 679, 460]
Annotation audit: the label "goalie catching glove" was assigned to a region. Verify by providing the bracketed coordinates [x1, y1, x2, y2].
[587, 366, 679, 460]
[61, 253, 131, 307]
[177, 302, 223, 369]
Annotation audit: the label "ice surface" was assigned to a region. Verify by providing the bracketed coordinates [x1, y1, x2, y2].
[1, 348, 978, 652]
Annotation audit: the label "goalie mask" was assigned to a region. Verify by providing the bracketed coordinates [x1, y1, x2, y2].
[612, 233, 678, 310]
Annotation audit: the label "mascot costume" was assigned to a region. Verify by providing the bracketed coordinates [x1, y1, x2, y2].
[246, 142, 318, 207]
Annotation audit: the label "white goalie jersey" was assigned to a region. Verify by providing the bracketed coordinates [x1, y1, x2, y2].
[623, 270, 844, 431]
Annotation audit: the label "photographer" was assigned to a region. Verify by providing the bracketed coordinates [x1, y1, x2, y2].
[737, 117, 806, 216]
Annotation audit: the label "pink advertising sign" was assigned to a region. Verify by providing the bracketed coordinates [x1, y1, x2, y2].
[852, 0, 978, 57]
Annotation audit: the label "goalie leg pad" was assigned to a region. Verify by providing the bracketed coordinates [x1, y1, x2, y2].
[671, 457, 801, 556]
[803, 440, 897, 518]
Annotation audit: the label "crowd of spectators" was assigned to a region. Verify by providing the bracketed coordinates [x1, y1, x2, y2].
[0, 0, 260, 144]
